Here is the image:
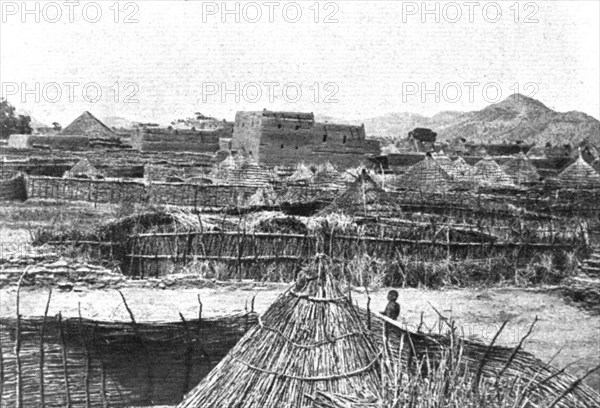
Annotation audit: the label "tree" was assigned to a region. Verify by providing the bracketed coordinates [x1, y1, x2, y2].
[52, 122, 62, 131]
[0, 99, 32, 139]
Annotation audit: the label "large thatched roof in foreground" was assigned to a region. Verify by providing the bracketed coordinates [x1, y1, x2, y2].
[178, 260, 381, 408]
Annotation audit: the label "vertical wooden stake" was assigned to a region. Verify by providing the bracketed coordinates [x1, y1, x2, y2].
[58, 313, 71, 408]
[78, 304, 91, 408]
[39, 289, 53, 408]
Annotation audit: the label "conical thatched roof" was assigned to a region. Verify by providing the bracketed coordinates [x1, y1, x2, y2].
[59, 111, 115, 138]
[225, 156, 273, 187]
[432, 150, 454, 175]
[64, 158, 103, 178]
[209, 155, 274, 186]
[473, 156, 514, 186]
[558, 154, 600, 188]
[178, 258, 381, 408]
[502, 152, 540, 184]
[396, 154, 452, 192]
[319, 171, 394, 216]
[246, 185, 279, 206]
[313, 162, 346, 191]
[451, 157, 473, 182]
[341, 166, 364, 183]
[288, 162, 315, 183]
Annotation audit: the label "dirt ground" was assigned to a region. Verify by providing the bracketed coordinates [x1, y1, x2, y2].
[1, 284, 598, 390]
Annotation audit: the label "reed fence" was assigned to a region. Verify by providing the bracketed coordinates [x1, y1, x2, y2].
[0, 311, 257, 407]
[122, 230, 584, 278]
[367, 312, 600, 408]
[26, 177, 261, 208]
[0, 175, 27, 201]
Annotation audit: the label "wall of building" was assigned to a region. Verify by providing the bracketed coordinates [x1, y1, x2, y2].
[231, 111, 380, 168]
[7, 134, 31, 149]
[28, 135, 91, 150]
[132, 126, 231, 153]
[231, 112, 264, 157]
[8, 135, 90, 151]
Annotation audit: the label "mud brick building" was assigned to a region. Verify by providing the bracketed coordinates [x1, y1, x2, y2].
[132, 124, 233, 153]
[231, 110, 380, 168]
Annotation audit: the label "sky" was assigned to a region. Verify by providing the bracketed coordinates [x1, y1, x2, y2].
[1, 0, 598, 126]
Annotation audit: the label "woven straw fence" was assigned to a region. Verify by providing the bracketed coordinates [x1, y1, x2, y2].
[0, 175, 27, 201]
[0, 312, 257, 407]
[123, 230, 584, 278]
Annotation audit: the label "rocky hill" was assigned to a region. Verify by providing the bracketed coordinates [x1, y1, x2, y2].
[354, 95, 599, 147]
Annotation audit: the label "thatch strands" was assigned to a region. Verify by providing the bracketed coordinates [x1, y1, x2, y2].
[226, 157, 274, 187]
[502, 152, 541, 184]
[288, 162, 315, 183]
[319, 171, 396, 217]
[473, 156, 514, 186]
[395, 154, 452, 192]
[341, 166, 365, 183]
[178, 258, 382, 408]
[558, 153, 600, 188]
[312, 163, 346, 191]
[209, 155, 275, 187]
[64, 158, 104, 179]
[208, 155, 236, 181]
[0, 311, 257, 407]
[432, 150, 454, 175]
[354, 312, 600, 408]
[450, 156, 474, 183]
[246, 185, 279, 206]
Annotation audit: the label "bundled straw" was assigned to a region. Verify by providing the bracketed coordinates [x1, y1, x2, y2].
[178, 257, 383, 408]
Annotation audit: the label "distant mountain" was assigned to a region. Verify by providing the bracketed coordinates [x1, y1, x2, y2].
[101, 116, 136, 129]
[316, 113, 432, 143]
[356, 95, 599, 147]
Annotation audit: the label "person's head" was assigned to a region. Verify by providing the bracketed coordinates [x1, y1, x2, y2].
[387, 290, 399, 302]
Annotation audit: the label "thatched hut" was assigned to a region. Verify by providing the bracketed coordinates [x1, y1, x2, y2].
[451, 156, 474, 182]
[226, 157, 273, 187]
[208, 155, 236, 182]
[432, 150, 454, 175]
[558, 153, 600, 188]
[341, 166, 364, 183]
[395, 154, 452, 192]
[502, 152, 541, 184]
[473, 156, 514, 186]
[312, 162, 346, 191]
[63, 157, 104, 179]
[246, 185, 279, 206]
[178, 259, 382, 408]
[288, 162, 315, 184]
[319, 171, 395, 217]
